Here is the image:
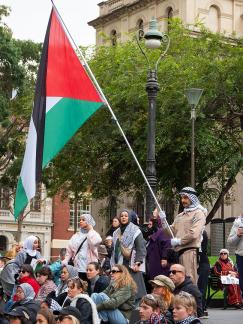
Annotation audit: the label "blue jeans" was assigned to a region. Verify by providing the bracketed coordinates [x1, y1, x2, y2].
[91, 292, 128, 324]
[236, 254, 243, 297]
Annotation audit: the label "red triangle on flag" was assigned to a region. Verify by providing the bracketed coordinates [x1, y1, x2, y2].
[46, 9, 103, 103]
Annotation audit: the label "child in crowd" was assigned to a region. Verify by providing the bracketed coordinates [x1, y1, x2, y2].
[173, 292, 202, 324]
[137, 293, 173, 324]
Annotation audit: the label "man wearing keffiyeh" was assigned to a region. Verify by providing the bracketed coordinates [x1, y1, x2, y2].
[170, 187, 207, 284]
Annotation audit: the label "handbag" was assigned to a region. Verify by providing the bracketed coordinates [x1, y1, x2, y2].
[68, 237, 87, 266]
[118, 234, 132, 260]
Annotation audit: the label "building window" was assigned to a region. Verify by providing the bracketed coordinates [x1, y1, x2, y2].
[167, 7, 173, 31]
[208, 5, 220, 33]
[0, 235, 7, 252]
[30, 185, 41, 212]
[0, 188, 10, 210]
[137, 19, 144, 39]
[107, 196, 117, 222]
[110, 29, 117, 46]
[69, 198, 92, 228]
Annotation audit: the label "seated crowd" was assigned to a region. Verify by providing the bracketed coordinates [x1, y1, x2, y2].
[0, 210, 241, 324]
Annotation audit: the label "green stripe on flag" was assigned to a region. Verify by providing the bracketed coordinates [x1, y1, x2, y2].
[14, 177, 29, 220]
[42, 97, 103, 168]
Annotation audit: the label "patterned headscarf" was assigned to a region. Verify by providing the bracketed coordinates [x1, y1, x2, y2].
[81, 214, 96, 227]
[23, 235, 38, 257]
[179, 187, 207, 215]
[64, 265, 79, 279]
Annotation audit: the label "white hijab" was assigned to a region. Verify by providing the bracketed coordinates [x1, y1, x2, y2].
[23, 235, 38, 257]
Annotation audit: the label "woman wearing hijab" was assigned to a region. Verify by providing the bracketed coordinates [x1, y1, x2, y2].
[0, 235, 44, 297]
[106, 217, 120, 237]
[63, 214, 102, 280]
[6, 283, 40, 317]
[111, 209, 147, 303]
[47, 265, 79, 306]
[213, 248, 242, 307]
[146, 217, 171, 280]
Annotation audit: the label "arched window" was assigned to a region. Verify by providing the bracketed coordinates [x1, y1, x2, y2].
[30, 184, 41, 211]
[208, 5, 220, 32]
[110, 29, 117, 46]
[0, 236, 7, 252]
[137, 19, 144, 39]
[167, 7, 173, 31]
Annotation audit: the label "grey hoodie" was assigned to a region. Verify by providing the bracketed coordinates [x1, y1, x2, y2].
[227, 216, 243, 256]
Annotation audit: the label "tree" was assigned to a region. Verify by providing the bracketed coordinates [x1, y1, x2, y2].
[41, 20, 243, 223]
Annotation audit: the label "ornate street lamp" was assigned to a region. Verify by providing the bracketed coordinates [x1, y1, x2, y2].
[136, 18, 170, 221]
[185, 88, 203, 188]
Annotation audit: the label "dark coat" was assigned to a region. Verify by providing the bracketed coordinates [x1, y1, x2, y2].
[87, 275, 110, 296]
[174, 277, 203, 317]
[146, 229, 171, 279]
[63, 297, 93, 324]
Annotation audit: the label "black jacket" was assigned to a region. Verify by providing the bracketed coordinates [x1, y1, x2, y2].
[87, 275, 109, 296]
[63, 297, 92, 324]
[174, 277, 203, 317]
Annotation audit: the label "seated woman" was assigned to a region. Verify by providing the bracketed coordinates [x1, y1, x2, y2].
[35, 267, 57, 302]
[18, 264, 40, 296]
[173, 292, 202, 324]
[91, 264, 137, 324]
[36, 309, 56, 324]
[8, 283, 40, 315]
[138, 293, 174, 324]
[0, 235, 44, 298]
[86, 262, 109, 296]
[149, 275, 175, 317]
[63, 278, 99, 324]
[213, 248, 242, 307]
[47, 264, 79, 306]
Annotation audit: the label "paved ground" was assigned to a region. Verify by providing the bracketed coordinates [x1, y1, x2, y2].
[201, 308, 243, 323]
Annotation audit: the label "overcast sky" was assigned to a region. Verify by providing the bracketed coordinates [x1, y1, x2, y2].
[2, 0, 101, 46]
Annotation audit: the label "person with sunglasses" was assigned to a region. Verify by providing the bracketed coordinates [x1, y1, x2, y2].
[18, 264, 40, 296]
[137, 293, 173, 324]
[91, 264, 137, 324]
[0, 235, 44, 298]
[213, 248, 242, 307]
[169, 264, 203, 318]
[110, 210, 146, 303]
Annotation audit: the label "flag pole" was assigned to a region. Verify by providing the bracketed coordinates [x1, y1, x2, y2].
[50, 1, 174, 238]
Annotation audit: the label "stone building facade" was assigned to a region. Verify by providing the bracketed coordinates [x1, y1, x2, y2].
[88, 0, 243, 251]
[0, 186, 52, 259]
[89, 0, 243, 45]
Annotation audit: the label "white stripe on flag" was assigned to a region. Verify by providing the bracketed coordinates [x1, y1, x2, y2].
[46, 97, 62, 113]
[20, 117, 37, 200]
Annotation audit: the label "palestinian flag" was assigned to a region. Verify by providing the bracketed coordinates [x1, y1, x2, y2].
[14, 8, 104, 220]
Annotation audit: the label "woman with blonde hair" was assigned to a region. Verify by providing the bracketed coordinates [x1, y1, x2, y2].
[91, 264, 137, 324]
[173, 292, 202, 324]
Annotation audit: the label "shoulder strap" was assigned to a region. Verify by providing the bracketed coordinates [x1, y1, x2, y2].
[74, 237, 87, 258]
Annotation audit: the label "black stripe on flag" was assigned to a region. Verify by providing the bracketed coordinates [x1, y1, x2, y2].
[32, 10, 52, 183]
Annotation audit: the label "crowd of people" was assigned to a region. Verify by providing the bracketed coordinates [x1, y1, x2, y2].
[0, 187, 242, 324]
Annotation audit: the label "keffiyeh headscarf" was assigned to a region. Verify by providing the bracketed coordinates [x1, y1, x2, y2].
[23, 235, 38, 257]
[179, 187, 207, 215]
